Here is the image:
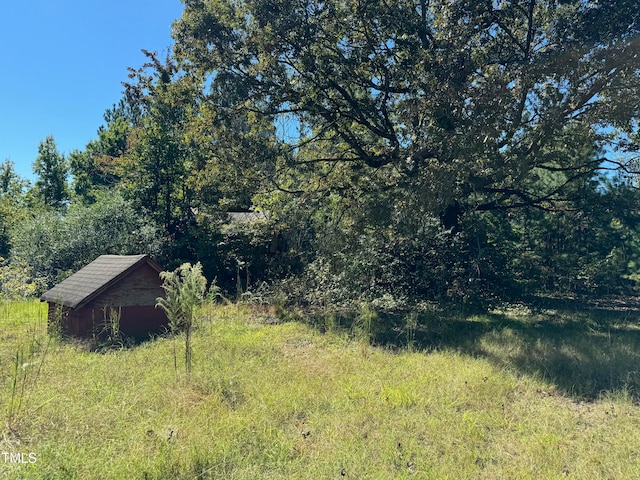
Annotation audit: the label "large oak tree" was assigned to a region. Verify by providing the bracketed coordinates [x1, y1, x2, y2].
[172, 0, 640, 229]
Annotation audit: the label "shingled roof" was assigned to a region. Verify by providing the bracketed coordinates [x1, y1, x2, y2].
[40, 254, 162, 309]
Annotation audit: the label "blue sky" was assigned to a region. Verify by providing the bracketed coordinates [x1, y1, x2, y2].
[0, 0, 184, 181]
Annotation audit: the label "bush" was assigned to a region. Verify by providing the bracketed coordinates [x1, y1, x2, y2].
[0, 257, 45, 299]
[9, 192, 163, 290]
[286, 221, 501, 308]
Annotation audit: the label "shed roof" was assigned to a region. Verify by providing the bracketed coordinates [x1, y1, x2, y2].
[40, 254, 162, 309]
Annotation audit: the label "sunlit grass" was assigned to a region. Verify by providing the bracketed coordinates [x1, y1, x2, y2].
[1, 299, 640, 478]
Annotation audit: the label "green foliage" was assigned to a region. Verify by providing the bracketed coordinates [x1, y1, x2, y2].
[0, 159, 28, 197]
[492, 175, 640, 296]
[0, 160, 29, 256]
[10, 0, 640, 305]
[69, 127, 127, 203]
[404, 311, 418, 352]
[32, 135, 69, 209]
[174, 0, 640, 221]
[157, 262, 208, 332]
[282, 210, 500, 306]
[157, 0, 640, 303]
[0, 257, 45, 300]
[156, 262, 208, 374]
[352, 302, 378, 354]
[96, 307, 125, 350]
[6, 342, 49, 431]
[117, 49, 280, 288]
[121, 52, 202, 236]
[9, 192, 162, 290]
[69, 99, 143, 204]
[2, 302, 51, 432]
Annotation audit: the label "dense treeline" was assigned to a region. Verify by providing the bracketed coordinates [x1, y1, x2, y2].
[2, 0, 640, 307]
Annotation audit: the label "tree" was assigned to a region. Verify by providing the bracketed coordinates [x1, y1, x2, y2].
[121, 51, 202, 240]
[0, 160, 29, 256]
[173, 0, 640, 230]
[120, 49, 280, 287]
[0, 159, 28, 198]
[70, 99, 140, 203]
[33, 136, 69, 209]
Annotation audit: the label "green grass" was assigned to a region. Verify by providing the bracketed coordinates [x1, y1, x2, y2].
[1, 300, 640, 478]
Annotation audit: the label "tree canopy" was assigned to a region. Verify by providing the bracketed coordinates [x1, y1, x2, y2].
[6, 0, 640, 304]
[173, 0, 640, 229]
[33, 136, 69, 209]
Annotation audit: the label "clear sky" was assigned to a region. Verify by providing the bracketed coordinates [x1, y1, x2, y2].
[0, 0, 184, 181]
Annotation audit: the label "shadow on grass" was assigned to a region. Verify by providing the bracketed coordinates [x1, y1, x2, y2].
[60, 328, 170, 353]
[308, 297, 640, 402]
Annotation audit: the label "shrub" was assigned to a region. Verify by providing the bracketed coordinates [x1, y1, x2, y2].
[9, 192, 163, 290]
[0, 257, 45, 300]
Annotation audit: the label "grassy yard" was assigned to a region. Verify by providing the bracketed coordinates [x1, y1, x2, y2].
[1, 299, 640, 479]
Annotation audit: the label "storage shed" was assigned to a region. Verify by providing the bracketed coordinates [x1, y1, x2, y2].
[40, 254, 168, 339]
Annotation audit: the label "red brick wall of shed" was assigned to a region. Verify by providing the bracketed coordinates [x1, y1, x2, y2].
[51, 263, 169, 339]
[82, 263, 169, 338]
[88, 263, 165, 308]
[48, 302, 107, 338]
[82, 305, 169, 338]
[47, 303, 72, 336]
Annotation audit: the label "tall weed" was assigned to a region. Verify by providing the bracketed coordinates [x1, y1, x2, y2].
[353, 303, 378, 355]
[404, 311, 418, 352]
[156, 263, 207, 376]
[5, 307, 51, 432]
